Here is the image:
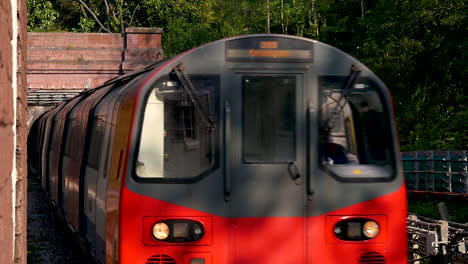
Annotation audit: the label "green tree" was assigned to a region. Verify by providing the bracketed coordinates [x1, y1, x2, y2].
[27, 0, 61, 31]
[357, 0, 468, 150]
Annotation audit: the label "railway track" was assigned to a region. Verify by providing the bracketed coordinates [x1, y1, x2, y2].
[27, 172, 87, 264]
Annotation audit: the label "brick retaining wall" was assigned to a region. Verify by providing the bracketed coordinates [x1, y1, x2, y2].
[0, 0, 27, 263]
[0, 1, 15, 262]
[27, 27, 164, 90]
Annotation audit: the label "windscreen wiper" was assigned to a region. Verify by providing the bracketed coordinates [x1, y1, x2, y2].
[341, 65, 361, 93]
[324, 65, 361, 128]
[174, 64, 215, 131]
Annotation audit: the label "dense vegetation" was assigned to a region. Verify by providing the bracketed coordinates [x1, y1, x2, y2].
[27, 0, 467, 151]
[408, 198, 467, 223]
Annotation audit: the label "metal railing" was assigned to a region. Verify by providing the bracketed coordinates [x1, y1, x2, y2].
[408, 215, 468, 264]
[402, 151, 468, 194]
[28, 89, 84, 106]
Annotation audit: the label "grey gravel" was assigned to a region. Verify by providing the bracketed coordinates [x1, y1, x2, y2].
[27, 174, 88, 264]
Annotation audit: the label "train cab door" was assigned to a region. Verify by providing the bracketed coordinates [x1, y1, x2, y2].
[224, 73, 308, 263]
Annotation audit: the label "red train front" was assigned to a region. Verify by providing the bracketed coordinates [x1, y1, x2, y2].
[29, 35, 407, 264]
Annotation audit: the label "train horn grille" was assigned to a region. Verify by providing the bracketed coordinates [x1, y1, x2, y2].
[358, 251, 386, 264]
[146, 254, 177, 264]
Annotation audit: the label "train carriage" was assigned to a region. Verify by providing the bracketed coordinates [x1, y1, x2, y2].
[29, 34, 407, 264]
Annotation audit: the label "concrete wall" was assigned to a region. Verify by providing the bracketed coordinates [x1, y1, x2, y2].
[27, 27, 164, 90]
[0, 0, 27, 263]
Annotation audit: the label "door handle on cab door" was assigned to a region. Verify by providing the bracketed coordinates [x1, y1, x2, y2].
[288, 162, 301, 180]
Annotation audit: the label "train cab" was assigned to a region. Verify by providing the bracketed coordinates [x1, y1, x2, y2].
[121, 35, 407, 264]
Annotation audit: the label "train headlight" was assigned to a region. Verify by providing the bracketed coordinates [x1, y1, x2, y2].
[193, 225, 203, 236]
[362, 221, 380, 239]
[151, 220, 205, 242]
[332, 218, 382, 241]
[152, 222, 170, 240]
[333, 226, 342, 235]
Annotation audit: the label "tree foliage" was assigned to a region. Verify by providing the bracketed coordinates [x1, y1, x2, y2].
[355, 0, 468, 151]
[27, 0, 467, 151]
[27, 0, 61, 31]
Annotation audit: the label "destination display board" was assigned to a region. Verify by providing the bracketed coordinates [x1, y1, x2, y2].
[225, 36, 313, 63]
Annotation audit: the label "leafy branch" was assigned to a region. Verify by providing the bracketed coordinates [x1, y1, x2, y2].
[77, 0, 111, 33]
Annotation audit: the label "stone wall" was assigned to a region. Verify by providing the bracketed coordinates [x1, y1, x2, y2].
[0, 0, 27, 263]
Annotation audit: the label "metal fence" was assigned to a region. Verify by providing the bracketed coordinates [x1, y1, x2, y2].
[402, 151, 468, 194]
[28, 89, 84, 106]
[408, 215, 468, 264]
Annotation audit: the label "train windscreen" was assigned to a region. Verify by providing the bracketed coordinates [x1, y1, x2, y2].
[319, 75, 396, 180]
[136, 75, 219, 179]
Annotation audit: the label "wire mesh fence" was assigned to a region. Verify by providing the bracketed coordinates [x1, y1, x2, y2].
[402, 151, 468, 194]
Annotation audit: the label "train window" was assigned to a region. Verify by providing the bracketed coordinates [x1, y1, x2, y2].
[63, 130, 71, 156]
[87, 117, 106, 169]
[243, 76, 296, 163]
[64, 119, 81, 159]
[319, 76, 395, 180]
[136, 75, 219, 179]
[50, 121, 59, 151]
